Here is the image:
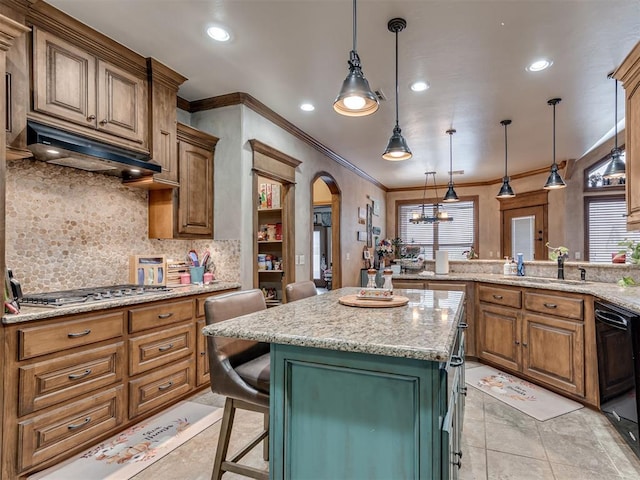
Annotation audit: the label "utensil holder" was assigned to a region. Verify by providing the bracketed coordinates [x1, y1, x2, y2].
[190, 266, 205, 284]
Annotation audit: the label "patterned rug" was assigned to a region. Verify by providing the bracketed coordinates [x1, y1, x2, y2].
[29, 401, 223, 480]
[466, 365, 583, 421]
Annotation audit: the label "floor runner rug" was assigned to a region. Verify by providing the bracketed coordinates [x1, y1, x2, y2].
[466, 365, 583, 421]
[29, 400, 223, 480]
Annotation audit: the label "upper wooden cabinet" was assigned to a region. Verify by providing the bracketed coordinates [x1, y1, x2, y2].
[31, 27, 148, 151]
[614, 41, 640, 230]
[148, 123, 218, 239]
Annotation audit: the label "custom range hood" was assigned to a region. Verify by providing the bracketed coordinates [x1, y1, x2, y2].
[27, 120, 161, 179]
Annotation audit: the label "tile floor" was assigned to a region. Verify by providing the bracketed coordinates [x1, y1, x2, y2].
[132, 362, 640, 480]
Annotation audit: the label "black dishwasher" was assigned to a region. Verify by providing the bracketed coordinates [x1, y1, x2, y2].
[595, 300, 640, 458]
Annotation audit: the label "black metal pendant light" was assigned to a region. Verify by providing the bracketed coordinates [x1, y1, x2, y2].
[333, 0, 379, 117]
[443, 129, 459, 202]
[603, 73, 625, 179]
[382, 18, 411, 161]
[543, 98, 566, 190]
[497, 120, 515, 198]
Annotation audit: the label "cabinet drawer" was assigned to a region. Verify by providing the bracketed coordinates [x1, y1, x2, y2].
[478, 284, 521, 308]
[128, 359, 194, 418]
[18, 386, 125, 471]
[129, 323, 194, 376]
[128, 299, 194, 333]
[524, 292, 583, 320]
[18, 312, 124, 360]
[19, 342, 125, 417]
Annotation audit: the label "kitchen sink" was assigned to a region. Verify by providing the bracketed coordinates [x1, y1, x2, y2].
[510, 277, 592, 286]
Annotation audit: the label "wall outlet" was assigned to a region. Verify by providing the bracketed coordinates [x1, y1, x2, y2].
[299, 254, 305, 265]
[489, 251, 494, 258]
[346, 253, 350, 261]
[574, 251, 581, 260]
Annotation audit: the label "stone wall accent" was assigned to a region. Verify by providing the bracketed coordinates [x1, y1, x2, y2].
[6, 159, 239, 293]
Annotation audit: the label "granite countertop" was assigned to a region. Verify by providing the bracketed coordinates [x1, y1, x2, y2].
[396, 272, 640, 315]
[202, 287, 465, 362]
[2, 281, 241, 324]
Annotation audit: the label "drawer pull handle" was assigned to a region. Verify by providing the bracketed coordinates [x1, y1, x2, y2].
[544, 303, 557, 309]
[68, 369, 92, 380]
[492, 294, 503, 300]
[67, 416, 91, 430]
[158, 381, 174, 391]
[68, 329, 91, 338]
[157, 313, 174, 319]
[158, 343, 174, 352]
[458, 322, 468, 330]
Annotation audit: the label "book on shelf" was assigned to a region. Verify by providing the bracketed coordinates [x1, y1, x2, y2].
[272, 183, 281, 208]
[266, 184, 272, 208]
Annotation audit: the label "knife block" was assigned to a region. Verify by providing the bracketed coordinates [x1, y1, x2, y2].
[129, 255, 167, 286]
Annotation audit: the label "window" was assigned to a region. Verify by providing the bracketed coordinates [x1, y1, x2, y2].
[585, 195, 640, 263]
[584, 151, 625, 191]
[397, 199, 477, 260]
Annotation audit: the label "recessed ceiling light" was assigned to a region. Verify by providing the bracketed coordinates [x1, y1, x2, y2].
[207, 26, 230, 42]
[410, 81, 430, 92]
[526, 59, 553, 72]
[300, 103, 315, 112]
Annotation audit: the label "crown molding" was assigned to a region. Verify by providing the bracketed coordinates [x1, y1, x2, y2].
[177, 92, 387, 191]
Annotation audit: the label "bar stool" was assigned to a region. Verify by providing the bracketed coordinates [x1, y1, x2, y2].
[284, 280, 318, 302]
[204, 289, 269, 480]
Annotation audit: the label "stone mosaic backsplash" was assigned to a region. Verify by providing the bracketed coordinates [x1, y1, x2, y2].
[6, 159, 240, 293]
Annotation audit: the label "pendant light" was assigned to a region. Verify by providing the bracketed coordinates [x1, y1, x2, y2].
[603, 73, 625, 179]
[543, 98, 566, 189]
[333, 0, 379, 117]
[443, 129, 459, 202]
[382, 18, 411, 161]
[497, 120, 515, 198]
[410, 172, 454, 224]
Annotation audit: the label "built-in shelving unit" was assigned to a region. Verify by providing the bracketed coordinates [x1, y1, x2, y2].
[250, 140, 301, 306]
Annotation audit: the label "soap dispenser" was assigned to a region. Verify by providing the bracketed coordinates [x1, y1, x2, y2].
[517, 253, 525, 276]
[503, 257, 511, 276]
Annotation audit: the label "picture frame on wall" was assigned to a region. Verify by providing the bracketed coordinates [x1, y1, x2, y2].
[358, 207, 366, 224]
[372, 226, 381, 235]
[357, 231, 367, 242]
[366, 204, 373, 247]
[372, 199, 380, 216]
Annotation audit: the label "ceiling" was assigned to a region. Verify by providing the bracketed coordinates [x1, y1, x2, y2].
[46, 0, 640, 190]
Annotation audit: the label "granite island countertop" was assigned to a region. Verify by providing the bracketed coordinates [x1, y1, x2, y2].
[2, 281, 241, 324]
[395, 272, 640, 315]
[202, 287, 465, 362]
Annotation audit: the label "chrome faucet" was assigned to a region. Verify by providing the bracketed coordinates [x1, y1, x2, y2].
[557, 256, 565, 280]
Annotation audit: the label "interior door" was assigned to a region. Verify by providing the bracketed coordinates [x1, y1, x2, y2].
[502, 205, 546, 260]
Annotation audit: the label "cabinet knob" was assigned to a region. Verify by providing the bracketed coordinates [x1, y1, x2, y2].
[515, 340, 520, 345]
[86, 114, 96, 121]
[99, 119, 108, 125]
[522, 342, 528, 347]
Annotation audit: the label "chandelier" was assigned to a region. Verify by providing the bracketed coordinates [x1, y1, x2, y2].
[410, 172, 454, 224]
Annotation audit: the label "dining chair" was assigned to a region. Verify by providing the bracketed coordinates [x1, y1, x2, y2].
[284, 280, 318, 302]
[204, 289, 269, 480]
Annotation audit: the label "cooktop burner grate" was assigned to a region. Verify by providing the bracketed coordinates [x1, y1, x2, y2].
[21, 284, 173, 307]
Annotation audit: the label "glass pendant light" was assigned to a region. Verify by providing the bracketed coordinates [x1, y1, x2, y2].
[497, 119, 516, 198]
[603, 73, 625, 179]
[543, 98, 566, 190]
[443, 129, 459, 202]
[382, 18, 411, 161]
[333, 0, 379, 117]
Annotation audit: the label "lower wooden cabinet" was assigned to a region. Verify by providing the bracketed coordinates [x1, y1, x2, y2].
[2, 288, 237, 479]
[18, 386, 125, 471]
[477, 283, 587, 399]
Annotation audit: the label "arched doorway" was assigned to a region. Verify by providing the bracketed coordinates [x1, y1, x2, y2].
[311, 173, 341, 290]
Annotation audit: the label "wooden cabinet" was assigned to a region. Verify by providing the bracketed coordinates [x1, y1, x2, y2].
[614, 41, 640, 230]
[477, 284, 586, 398]
[250, 139, 300, 304]
[148, 123, 218, 239]
[2, 288, 237, 479]
[31, 27, 148, 150]
[195, 296, 211, 386]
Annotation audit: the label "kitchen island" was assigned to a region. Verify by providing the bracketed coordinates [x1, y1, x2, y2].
[203, 287, 467, 480]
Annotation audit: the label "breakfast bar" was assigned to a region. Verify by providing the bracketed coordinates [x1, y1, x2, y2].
[202, 287, 467, 479]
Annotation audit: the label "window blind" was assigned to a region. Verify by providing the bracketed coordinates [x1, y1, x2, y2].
[586, 197, 640, 263]
[398, 200, 475, 260]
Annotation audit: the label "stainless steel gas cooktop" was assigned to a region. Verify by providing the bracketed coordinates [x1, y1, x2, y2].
[20, 284, 172, 307]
